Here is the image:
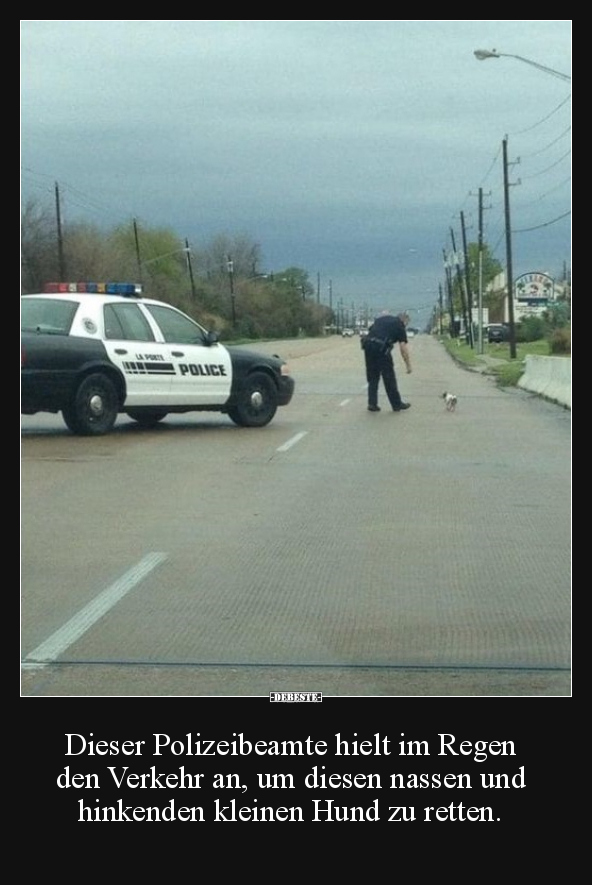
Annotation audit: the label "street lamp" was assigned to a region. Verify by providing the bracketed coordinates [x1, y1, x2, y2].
[227, 255, 236, 327]
[473, 49, 571, 81]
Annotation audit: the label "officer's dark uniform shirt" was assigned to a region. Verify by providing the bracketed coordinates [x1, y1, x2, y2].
[367, 314, 408, 346]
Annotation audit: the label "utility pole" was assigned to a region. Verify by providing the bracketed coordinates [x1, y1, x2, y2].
[477, 188, 484, 354]
[502, 137, 517, 359]
[133, 218, 143, 286]
[438, 283, 443, 335]
[317, 272, 321, 304]
[450, 229, 470, 345]
[185, 238, 197, 299]
[460, 211, 474, 348]
[55, 182, 66, 282]
[442, 249, 455, 335]
[468, 186, 491, 354]
[227, 255, 236, 327]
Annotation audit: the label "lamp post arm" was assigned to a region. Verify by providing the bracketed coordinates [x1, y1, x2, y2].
[504, 53, 571, 81]
[142, 247, 191, 267]
[473, 49, 570, 82]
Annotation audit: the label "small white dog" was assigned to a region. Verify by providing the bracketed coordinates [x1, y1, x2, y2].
[442, 391, 458, 412]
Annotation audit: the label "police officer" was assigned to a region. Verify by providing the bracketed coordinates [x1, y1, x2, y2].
[362, 310, 412, 412]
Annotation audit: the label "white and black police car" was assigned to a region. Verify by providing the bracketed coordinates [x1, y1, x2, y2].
[21, 282, 295, 435]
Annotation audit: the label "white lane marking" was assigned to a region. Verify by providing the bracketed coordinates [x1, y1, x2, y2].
[339, 399, 351, 407]
[277, 431, 308, 452]
[24, 552, 167, 664]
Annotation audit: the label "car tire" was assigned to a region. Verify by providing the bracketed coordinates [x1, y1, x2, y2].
[126, 409, 168, 427]
[227, 371, 278, 427]
[62, 373, 119, 436]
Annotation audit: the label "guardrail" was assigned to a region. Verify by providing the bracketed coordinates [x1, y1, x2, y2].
[518, 355, 571, 409]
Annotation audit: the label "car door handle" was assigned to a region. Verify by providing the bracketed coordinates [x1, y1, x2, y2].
[171, 351, 185, 357]
[114, 348, 128, 354]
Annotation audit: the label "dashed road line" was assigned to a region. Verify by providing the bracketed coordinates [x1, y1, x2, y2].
[276, 431, 308, 452]
[24, 552, 168, 664]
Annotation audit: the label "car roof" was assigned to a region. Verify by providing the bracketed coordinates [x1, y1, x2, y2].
[22, 292, 180, 310]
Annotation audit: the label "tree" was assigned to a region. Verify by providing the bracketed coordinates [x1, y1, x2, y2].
[465, 242, 503, 293]
[20, 204, 329, 339]
[106, 222, 204, 313]
[447, 241, 504, 320]
[192, 233, 264, 321]
[274, 267, 314, 299]
[483, 288, 506, 323]
[21, 198, 59, 293]
[518, 315, 547, 342]
[197, 233, 262, 283]
[64, 222, 123, 281]
[544, 300, 570, 329]
[461, 242, 504, 323]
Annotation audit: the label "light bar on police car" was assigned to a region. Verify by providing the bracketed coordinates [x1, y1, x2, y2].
[43, 282, 142, 296]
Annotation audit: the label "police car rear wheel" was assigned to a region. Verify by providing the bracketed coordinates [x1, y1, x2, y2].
[62, 373, 119, 436]
[126, 409, 168, 427]
[227, 372, 277, 427]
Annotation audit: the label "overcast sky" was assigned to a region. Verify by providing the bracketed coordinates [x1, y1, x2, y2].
[20, 20, 571, 318]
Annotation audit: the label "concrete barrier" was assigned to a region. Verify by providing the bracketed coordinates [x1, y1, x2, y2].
[518, 355, 571, 409]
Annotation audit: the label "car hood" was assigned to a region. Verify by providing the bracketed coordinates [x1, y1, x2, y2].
[225, 345, 286, 369]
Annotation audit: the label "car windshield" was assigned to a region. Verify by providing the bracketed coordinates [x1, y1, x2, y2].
[21, 298, 79, 335]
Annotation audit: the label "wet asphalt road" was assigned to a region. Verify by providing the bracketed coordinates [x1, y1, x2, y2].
[21, 334, 571, 696]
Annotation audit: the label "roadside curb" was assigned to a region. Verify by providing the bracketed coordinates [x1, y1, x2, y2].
[443, 345, 506, 376]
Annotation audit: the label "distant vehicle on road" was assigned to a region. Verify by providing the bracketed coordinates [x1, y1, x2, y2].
[487, 323, 509, 343]
[342, 328, 355, 337]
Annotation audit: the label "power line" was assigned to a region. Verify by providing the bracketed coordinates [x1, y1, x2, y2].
[521, 126, 571, 159]
[513, 210, 571, 233]
[21, 167, 136, 221]
[521, 149, 571, 179]
[516, 177, 571, 207]
[512, 93, 571, 135]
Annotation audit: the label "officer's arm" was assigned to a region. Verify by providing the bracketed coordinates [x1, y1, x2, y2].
[399, 341, 412, 373]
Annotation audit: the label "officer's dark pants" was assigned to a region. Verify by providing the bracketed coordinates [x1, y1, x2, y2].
[365, 347, 403, 409]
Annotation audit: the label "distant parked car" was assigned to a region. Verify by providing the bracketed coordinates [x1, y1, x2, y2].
[342, 328, 355, 337]
[487, 324, 509, 344]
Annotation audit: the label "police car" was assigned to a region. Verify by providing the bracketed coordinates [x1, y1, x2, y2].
[21, 282, 295, 435]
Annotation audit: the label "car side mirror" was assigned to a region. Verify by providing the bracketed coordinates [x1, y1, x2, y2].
[205, 330, 220, 346]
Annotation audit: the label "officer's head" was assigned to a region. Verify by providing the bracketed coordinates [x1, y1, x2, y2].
[398, 311, 410, 325]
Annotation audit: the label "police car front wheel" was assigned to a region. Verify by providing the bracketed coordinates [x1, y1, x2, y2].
[227, 372, 278, 427]
[62, 373, 119, 436]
